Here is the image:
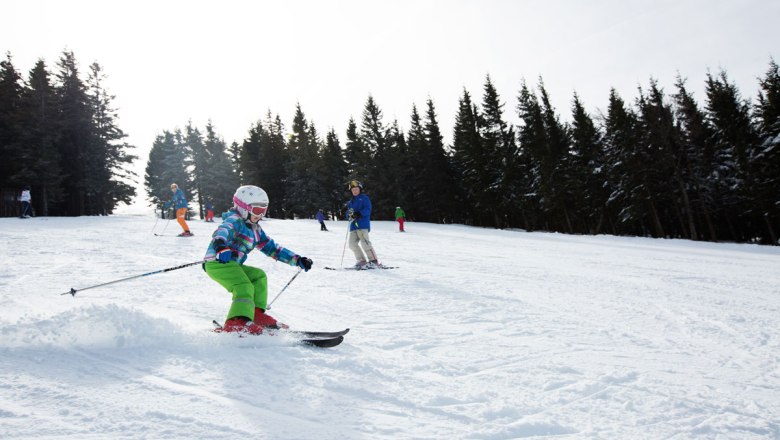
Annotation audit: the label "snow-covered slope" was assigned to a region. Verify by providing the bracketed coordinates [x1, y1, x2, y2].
[1, 215, 778, 439]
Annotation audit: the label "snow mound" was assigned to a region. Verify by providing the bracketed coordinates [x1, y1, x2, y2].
[0, 304, 185, 349]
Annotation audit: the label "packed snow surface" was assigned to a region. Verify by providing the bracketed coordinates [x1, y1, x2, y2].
[1, 215, 779, 439]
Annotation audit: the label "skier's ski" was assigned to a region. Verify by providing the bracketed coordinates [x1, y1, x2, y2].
[324, 266, 397, 271]
[300, 335, 344, 348]
[285, 328, 350, 338]
[212, 320, 347, 347]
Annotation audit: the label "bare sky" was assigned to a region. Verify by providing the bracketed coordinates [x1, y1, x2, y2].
[4, 0, 779, 207]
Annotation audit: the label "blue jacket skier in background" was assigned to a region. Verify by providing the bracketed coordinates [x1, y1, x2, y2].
[346, 180, 381, 269]
[316, 209, 328, 231]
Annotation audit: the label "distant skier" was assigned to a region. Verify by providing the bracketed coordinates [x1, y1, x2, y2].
[316, 208, 328, 231]
[204, 185, 313, 334]
[204, 200, 215, 222]
[163, 183, 192, 236]
[346, 180, 382, 269]
[395, 206, 406, 232]
[19, 185, 32, 218]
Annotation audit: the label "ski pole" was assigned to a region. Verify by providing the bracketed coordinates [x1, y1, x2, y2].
[60, 258, 214, 297]
[266, 267, 303, 310]
[339, 219, 354, 268]
[151, 213, 160, 233]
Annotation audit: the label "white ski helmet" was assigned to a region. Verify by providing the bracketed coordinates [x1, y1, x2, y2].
[233, 185, 269, 221]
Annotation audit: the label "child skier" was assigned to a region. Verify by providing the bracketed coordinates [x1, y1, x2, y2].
[346, 180, 382, 268]
[164, 183, 192, 236]
[204, 185, 313, 334]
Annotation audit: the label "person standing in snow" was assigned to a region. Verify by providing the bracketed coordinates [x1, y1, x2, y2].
[204, 185, 313, 334]
[395, 206, 406, 232]
[163, 183, 192, 236]
[316, 208, 328, 231]
[19, 185, 32, 218]
[204, 200, 215, 222]
[346, 180, 381, 269]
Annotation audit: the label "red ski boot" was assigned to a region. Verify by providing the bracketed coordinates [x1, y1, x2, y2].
[254, 308, 289, 329]
[221, 316, 264, 335]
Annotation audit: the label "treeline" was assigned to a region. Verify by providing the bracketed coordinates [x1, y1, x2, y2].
[0, 51, 136, 215]
[149, 60, 779, 245]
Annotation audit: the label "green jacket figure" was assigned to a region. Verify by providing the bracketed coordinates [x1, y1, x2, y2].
[395, 206, 406, 232]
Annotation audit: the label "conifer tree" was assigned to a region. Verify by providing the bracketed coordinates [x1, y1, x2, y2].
[602, 88, 642, 236]
[753, 59, 780, 244]
[478, 75, 516, 228]
[0, 52, 24, 190]
[54, 50, 96, 215]
[515, 80, 547, 230]
[261, 112, 290, 217]
[404, 104, 427, 220]
[201, 121, 238, 214]
[16, 59, 64, 216]
[85, 62, 137, 214]
[285, 104, 322, 217]
[185, 122, 207, 216]
[239, 120, 265, 184]
[345, 117, 369, 182]
[704, 70, 758, 241]
[636, 80, 684, 238]
[451, 88, 484, 226]
[673, 75, 718, 240]
[422, 98, 459, 223]
[358, 95, 396, 217]
[569, 92, 607, 234]
[320, 128, 349, 217]
[536, 78, 571, 232]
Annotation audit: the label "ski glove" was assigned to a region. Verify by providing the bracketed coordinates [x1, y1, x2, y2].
[214, 240, 232, 264]
[297, 256, 313, 272]
[351, 211, 362, 220]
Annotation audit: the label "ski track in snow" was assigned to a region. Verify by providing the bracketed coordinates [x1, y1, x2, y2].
[1, 215, 779, 439]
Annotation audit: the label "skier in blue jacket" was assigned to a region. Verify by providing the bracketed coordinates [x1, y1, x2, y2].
[346, 180, 381, 269]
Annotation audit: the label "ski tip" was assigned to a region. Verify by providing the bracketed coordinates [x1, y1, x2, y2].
[302, 335, 344, 348]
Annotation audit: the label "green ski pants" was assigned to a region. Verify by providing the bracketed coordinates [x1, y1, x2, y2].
[204, 261, 268, 320]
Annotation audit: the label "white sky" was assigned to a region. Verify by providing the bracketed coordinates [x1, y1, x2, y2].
[4, 0, 779, 207]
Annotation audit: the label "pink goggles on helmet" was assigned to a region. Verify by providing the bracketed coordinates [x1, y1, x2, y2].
[234, 196, 268, 217]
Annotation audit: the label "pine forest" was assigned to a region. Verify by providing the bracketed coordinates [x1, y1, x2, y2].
[1, 50, 779, 245]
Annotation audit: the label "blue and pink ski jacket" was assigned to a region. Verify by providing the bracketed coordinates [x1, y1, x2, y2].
[204, 210, 301, 266]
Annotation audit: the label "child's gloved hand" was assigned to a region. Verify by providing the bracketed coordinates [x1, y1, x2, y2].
[297, 256, 313, 272]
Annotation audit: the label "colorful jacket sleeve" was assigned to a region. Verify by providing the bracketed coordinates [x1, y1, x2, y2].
[204, 215, 240, 261]
[256, 228, 300, 266]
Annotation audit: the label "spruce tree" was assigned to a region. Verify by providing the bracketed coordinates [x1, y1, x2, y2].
[404, 104, 427, 220]
[285, 104, 322, 218]
[753, 59, 780, 244]
[345, 117, 369, 182]
[201, 121, 238, 214]
[704, 70, 758, 241]
[85, 62, 137, 214]
[16, 59, 64, 215]
[0, 52, 24, 190]
[422, 98, 459, 223]
[451, 88, 484, 226]
[515, 80, 547, 230]
[673, 75, 718, 240]
[320, 128, 349, 218]
[602, 88, 643, 236]
[569, 92, 607, 234]
[185, 121, 207, 217]
[478, 75, 516, 228]
[537, 78, 572, 232]
[54, 50, 95, 215]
